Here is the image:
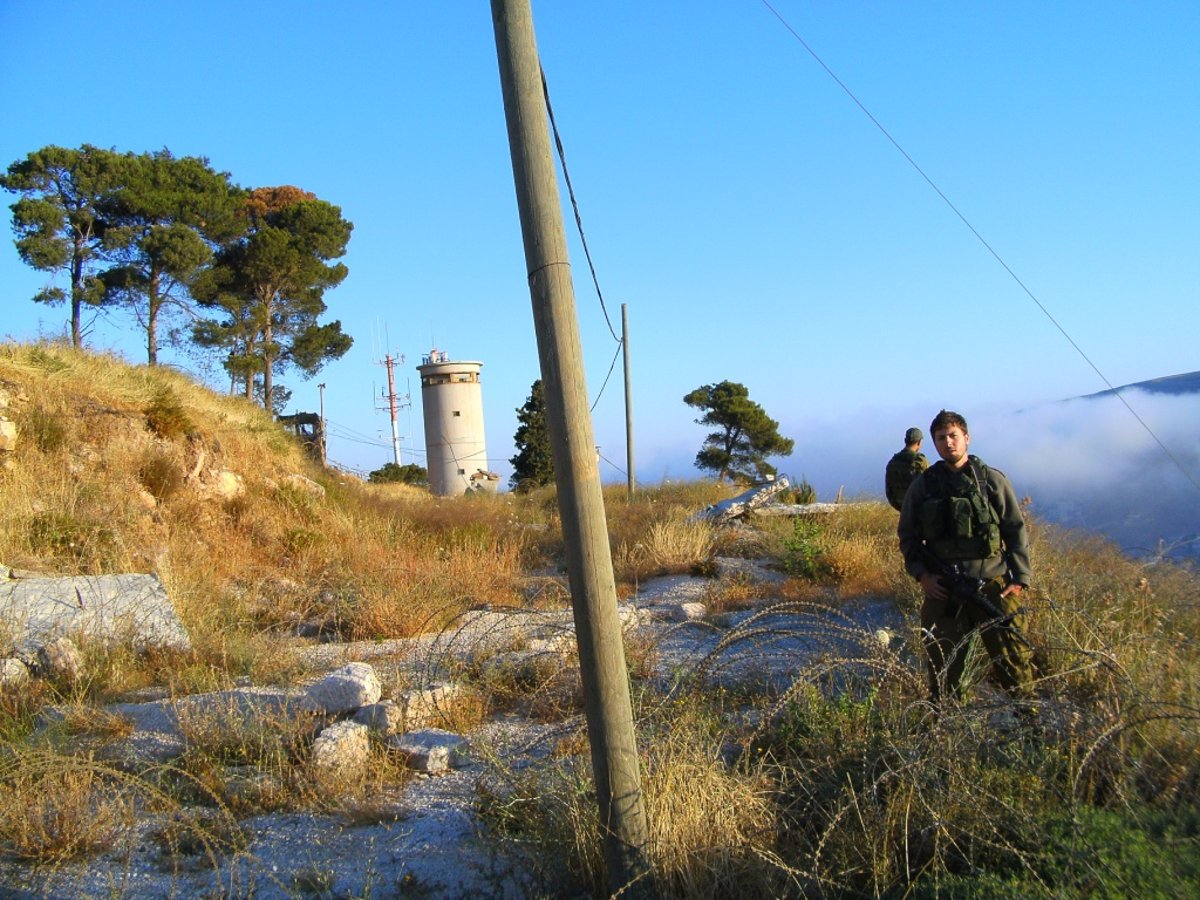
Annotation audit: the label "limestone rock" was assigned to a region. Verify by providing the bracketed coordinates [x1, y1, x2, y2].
[310, 720, 371, 779]
[299, 662, 381, 715]
[400, 681, 462, 730]
[672, 602, 708, 622]
[0, 572, 191, 651]
[0, 417, 17, 451]
[282, 473, 325, 498]
[210, 469, 244, 500]
[692, 476, 790, 522]
[0, 657, 31, 687]
[387, 728, 469, 774]
[36, 636, 83, 682]
[352, 700, 405, 736]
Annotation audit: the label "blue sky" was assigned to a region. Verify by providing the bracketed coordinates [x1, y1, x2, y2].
[2, 1, 1197, 516]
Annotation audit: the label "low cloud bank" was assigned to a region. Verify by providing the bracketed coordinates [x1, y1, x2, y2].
[632, 391, 1197, 559]
[981, 392, 1200, 558]
[779, 392, 1200, 560]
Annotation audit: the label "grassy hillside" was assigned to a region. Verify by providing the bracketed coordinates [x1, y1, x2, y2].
[1, 342, 1198, 897]
[0, 341, 740, 686]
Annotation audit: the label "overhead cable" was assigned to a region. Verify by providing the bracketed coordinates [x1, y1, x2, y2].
[759, 0, 1200, 495]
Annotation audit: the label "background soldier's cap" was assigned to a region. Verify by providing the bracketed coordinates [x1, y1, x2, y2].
[905, 427, 923, 444]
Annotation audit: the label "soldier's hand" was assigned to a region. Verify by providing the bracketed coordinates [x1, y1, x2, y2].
[919, 572, 948, 602]
[1001, 583, 1024, 600]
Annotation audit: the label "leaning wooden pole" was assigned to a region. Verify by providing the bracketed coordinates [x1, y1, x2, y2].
[623, 302, 635, 501]
[490, 0, 653, 894]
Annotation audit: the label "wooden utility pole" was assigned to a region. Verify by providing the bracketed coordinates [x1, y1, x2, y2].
[622, 303, 635, 500]
[490, 1, 653, 895]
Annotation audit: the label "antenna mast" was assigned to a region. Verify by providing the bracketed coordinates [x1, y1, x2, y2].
[376, 352, 410, 465]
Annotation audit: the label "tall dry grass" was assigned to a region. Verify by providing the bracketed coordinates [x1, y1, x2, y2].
[478, 499, 1199, 897]
[3, 343, 1199, 895]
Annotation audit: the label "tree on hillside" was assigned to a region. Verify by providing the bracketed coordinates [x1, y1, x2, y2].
[683, 380, 794, 482]
[510, 379, 554, 491]
[192, 186, 353, 408]
[1, 144, 126, 348]
[99, 150, 244, 365]
[368, 462, 429, 486]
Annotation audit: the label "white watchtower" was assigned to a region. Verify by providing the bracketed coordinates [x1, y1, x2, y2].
[417, 349, 490, 496]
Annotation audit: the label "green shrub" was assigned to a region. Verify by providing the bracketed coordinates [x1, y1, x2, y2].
[27, 511, 121, 571]
[913, 806, 1200, 899]
[782, 516, 828, 579]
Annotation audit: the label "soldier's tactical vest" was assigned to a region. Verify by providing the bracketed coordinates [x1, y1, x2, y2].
[917, 456, 1001, 561]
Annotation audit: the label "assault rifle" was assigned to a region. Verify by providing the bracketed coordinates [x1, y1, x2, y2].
[916, 545, 1035, 652]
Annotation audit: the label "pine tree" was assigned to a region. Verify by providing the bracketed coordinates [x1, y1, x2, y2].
[683, 380, 794, 482]
[510, 379, 555, 491]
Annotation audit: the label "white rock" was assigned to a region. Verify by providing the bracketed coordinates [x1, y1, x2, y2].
[36, 636, 83, 682]
[310, 720, 371, 778]
[300, 662, 382, 715]
[0, 657, 31, 687]
[400, 681, 461, 730]
[282, 473, 325, 498]
[210, 469, 244, 499]
[672, 602, 708, 622]
[0, 417, 17, 452]
[387, 728, 469, 774]
[352, 700, 404, 736]
[0, 573, 191, 651]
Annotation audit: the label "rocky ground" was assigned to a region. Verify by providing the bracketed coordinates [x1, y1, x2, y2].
[0, 557, 910, 899]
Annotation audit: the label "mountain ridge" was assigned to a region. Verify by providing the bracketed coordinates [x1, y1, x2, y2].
[1077, 370, 1200, 400]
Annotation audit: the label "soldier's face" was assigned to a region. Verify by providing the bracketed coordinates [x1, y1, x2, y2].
[933, 425, 970, 468]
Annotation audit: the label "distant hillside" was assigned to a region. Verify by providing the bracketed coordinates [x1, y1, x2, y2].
[1078, 371, 1200, 400]
[1016, 370, 1200, 561]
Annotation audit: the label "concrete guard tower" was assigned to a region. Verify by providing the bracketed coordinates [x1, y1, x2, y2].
[417, 349, 492, 496]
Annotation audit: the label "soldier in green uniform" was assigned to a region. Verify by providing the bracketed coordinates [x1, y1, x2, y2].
[885, 427, 929, 511]
[898, 410, 1036, 705]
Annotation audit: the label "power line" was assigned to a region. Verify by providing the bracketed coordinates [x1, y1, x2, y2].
[541, 66, 622, 346]
[541, 65, 629, 419]
[759, 0, 1200, 496]
[591, 342, 623, 413]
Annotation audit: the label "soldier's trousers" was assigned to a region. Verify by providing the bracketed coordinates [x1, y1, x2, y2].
[920, 576, 1035, 703]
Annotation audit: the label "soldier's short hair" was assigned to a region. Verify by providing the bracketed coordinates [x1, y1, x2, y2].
[930, 409, 968, 436]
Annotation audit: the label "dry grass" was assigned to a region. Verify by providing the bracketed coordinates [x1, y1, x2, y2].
[476, 499, 1200, 896]
[640, 707, 783, 897]
[478, 696, 788, 898]
[614, 517, 718, 584]
[0, 763, 138, 861]
[0, 747, 237, 871]
[4, 343, 1200, 895]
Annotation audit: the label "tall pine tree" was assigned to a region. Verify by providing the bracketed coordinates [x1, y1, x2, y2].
[100, 150, 244, 364]
[192, 186, 352, 408]
[683, 380, 794, 482]
[510, 379, 555, 491]
[1, 145, 126, 347]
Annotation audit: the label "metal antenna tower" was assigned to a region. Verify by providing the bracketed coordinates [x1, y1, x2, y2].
[375, 352, 411, 465]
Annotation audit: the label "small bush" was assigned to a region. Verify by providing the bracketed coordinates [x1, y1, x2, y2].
[27, 511, 122, 572]
[175, 697, 317, 769]
[137, 446, 186, 501]
[20, 406, 69, 453]
[782, 517, 828, 579]
[0, 763, 137, 862]
[143, 387, 195, 440]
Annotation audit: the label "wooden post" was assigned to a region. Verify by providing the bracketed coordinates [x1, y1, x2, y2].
[623, 303, 635, 501]
[490, 1, 653, 894]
